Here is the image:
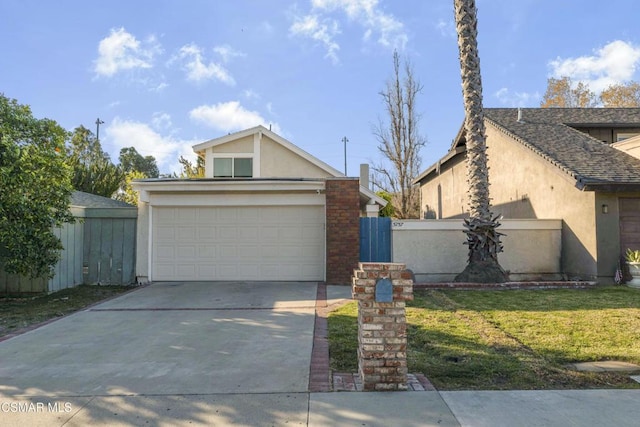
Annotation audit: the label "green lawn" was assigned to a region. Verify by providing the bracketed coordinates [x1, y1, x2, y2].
[328, 287, 640, 390]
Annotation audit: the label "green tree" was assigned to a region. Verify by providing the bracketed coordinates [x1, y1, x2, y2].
[178, 155, 205, 178]
[453, 0, 507, 282]
[373, 51, 425, 219]
[119, 146, 159, 178]
[600, 81, 640, 107]
[375, 190, 395, 217]
[540, 76, 598, 108]
[67, 126, 123, 197]
[0, 94, 74, 278]
[115, 170, 146, 205]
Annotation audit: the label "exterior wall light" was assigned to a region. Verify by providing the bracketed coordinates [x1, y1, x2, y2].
[602, 204, 609, 214]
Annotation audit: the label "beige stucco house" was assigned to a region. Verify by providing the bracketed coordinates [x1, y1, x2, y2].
[414, 108, 640, 283]
[132, 125, 385, 284]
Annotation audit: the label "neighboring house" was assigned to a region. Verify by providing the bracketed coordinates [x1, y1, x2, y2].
[132, 125, 386, 284]
[414, 108, 640, 283]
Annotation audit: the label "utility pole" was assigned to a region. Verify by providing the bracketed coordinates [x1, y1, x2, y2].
[95, 118, 104, 142]
[342, 136, 349, 176]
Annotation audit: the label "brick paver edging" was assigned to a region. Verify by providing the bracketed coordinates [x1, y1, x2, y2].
[309, 282, 331, 392]
[414, 281, 597, 290]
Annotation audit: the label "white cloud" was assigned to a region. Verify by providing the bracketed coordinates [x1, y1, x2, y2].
[174, 43, 235, 85]
[243, 89, 261, 100]
[494, 87, 540, 107]
[189, 101, 281, 134]
[290, 0, 407, 63]
[104, 117, 197, 174]
[436, 19, 456, 38]
[149, 82, 169, 92]
[93, 28, 161, 77]
[313, 0, 407, 49]
[151, 112, 172, 131]
[213, 44, 246, 63]
[290, 14, 341, 64]
[548, 40, 640, 92]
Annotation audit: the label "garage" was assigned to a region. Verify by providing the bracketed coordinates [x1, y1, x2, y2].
[151, 205, 325, 281]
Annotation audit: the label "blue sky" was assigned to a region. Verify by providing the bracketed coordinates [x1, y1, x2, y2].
[2, 0, 640, 177]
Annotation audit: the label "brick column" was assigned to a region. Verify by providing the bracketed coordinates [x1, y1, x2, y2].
[352, 262, 414, 391]
[325, 178, 360, 285]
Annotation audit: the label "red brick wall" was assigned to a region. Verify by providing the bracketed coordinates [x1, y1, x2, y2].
[325, 178, 360, 285]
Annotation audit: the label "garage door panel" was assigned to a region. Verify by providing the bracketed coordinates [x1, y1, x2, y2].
[175, 227, 198, 242]
[176, 245, 197, 259]
[152, 205, 325, 281]
[197, 264, 216, 277]
[238, 227, 259, 240]
[155, 244, 176, 259]
[197, 208, 217, 222]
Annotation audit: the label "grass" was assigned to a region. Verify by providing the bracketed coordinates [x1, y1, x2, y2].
[0, 285, 132, 338]
[328, 286, 640, 390]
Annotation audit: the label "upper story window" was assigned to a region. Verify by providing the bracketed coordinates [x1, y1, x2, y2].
[616, 132, 640, 142]
[213, 157, 253, 178]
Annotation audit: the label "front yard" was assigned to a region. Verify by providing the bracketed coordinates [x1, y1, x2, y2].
[329, 286, 640, 390]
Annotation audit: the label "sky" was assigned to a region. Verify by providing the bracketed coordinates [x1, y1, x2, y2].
[2, 0, 640, 177]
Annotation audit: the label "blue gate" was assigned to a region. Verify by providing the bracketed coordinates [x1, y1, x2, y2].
[360, 217, 391, 262]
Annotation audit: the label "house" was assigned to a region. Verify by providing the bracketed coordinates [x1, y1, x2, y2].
[414, 108, 640, 284]
[132, 125, 386, 284]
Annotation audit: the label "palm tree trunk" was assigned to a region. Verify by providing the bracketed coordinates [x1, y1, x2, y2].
[453, 0, 507, 282]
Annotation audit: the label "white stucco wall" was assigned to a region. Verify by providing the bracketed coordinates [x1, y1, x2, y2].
[392, 219, 562, 282]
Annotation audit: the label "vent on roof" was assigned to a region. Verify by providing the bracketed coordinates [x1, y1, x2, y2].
[517, 108, 523, 122]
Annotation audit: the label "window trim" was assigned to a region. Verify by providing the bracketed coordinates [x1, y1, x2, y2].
[212, 155, 254, 178]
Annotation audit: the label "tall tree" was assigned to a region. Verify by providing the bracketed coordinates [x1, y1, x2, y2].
[453, 0, 507, 282]
[0, 94, 74, 278]
[177, 155, 205, 178]
[540, 76, 598, 108]
[119, 146, 159, 178]
[115, 170, 147, 205]
[373, 51, 425, 219]
[600, 82, 640, 107]
[67, 126, 123, 197]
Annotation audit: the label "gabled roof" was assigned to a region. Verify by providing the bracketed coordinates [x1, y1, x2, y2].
[415, 108, 640, 191]
[192, 125, 345, 178]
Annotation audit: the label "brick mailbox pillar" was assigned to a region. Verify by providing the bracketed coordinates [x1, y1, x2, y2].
[352, 262, 414, 391]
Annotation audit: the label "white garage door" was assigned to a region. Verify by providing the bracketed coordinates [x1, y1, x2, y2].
[152, 206, 325, 281]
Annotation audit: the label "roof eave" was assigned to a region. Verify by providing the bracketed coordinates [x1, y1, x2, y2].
[577, 181, 640, 192]
[413, 146, 466, 185]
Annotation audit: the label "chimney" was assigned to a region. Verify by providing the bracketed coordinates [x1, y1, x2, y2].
[360, 164, 370, 189]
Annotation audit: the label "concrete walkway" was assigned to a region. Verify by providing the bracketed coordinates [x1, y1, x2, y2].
[0, 282, 639, 426]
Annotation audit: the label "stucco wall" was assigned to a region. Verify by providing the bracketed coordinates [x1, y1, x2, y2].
[419, 156, 468, 219]
[484, 125, 597, 279]
[212, 136, 254, 153]
[260, 136, 330, 178]
[392, 219, 562, 282]
[419, 123, 599, 280]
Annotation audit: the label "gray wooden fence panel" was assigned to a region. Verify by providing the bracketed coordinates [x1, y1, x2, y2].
[83, 217, 137, 285]
[110, 219, 125, 284]
[122, 219, 136, 284]
[48, 221, 84, 292]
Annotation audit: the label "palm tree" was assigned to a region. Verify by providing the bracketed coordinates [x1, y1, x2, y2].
[453, 0, 507, 282]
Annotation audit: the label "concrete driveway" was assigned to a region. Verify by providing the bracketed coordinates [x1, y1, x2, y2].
[0, 282, 317, 397]
[0, 282, 321, 425]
